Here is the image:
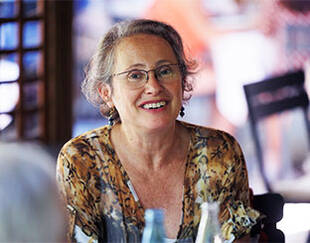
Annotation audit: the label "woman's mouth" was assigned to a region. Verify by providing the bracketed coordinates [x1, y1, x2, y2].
[142, 101, 166, 110]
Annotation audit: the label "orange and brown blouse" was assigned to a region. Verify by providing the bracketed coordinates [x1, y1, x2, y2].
[56, 121, 261, 242]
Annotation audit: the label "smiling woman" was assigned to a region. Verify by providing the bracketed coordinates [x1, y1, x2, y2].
[98, 33, 184, 130]
[57, 19, 262, 242]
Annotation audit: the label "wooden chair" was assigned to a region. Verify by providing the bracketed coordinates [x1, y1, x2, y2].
[243, 69, 310, 201]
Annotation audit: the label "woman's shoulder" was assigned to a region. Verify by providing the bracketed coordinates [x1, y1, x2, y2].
[57, 125, 113, 173]
[60, 125, 111, 155]
[57, 125, 112, 180]
[179, 120, 237, 144]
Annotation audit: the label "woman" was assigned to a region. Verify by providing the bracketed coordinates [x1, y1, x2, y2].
[57, 19, 261, 242]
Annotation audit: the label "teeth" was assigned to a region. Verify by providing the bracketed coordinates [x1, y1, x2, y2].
[143, 101, 166, 109]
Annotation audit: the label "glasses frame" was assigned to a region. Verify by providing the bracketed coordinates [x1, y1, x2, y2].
[112, 63, 180, 86]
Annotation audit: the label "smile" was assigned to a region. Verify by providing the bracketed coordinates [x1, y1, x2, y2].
[142, 101, 166, 109]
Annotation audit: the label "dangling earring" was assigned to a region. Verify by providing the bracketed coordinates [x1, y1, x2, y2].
[180, 106, 185, 117]
[108, 107, 118, 126]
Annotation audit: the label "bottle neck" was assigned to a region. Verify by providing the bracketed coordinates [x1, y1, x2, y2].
[142, 209, 166, 243]
[195, 202, 223, 243]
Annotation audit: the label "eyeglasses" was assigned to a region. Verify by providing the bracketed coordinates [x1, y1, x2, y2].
[112, 63, 180, 89]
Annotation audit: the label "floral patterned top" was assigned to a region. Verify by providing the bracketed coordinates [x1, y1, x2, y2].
[56, 121, 261, 242]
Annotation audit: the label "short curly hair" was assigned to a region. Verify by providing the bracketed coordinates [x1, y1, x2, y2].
[81, 18, 196, 117]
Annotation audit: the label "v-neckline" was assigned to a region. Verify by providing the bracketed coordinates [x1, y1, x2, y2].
[106, 121, 194, 237]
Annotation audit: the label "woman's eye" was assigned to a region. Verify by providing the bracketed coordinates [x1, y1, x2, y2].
[158, 66, 172, 76]
[127, 71, 144, 81]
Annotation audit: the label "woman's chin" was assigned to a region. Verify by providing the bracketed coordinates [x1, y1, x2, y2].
[140, 117, 176, 131]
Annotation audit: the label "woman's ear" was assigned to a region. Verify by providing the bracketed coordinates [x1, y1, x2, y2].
[98, 84, 114, 108]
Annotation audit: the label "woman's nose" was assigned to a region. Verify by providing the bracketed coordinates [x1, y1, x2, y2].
[144, 71, 163, 94]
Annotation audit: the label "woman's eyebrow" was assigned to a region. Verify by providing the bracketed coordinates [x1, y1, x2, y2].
[124, 63, 146, 71]
[124, 60, 174, 71]
[156, 59, 174, 66]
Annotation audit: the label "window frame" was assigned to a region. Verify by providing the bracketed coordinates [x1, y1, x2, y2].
[0, 0, 73, 146]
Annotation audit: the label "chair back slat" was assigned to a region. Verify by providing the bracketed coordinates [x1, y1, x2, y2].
[244, 70, 305, 95]
[250, 94, 309, 121]
[244, 69, 309, 121]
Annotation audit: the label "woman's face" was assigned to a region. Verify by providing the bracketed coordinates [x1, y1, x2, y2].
[108, 34, 183, 131]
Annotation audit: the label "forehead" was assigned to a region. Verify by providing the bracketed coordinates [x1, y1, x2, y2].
[113, 34, 177, 67]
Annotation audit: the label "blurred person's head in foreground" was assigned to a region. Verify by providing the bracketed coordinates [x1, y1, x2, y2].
[0, 142, 66, 242]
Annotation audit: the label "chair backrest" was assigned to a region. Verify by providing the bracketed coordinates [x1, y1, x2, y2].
[243, 69, 310, 192]
[244, 69, 309, 123]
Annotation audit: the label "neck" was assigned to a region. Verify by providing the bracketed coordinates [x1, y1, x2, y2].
[112, 121, 185, 170]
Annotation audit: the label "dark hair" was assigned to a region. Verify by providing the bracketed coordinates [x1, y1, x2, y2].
[81, 19, 196, 117]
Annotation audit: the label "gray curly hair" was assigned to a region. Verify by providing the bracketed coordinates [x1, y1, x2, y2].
[81, 18, 196, 118]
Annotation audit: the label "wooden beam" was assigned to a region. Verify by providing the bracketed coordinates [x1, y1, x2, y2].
[44, 0, 73, 146]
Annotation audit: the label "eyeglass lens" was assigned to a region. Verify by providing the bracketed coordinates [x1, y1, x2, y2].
[126, 64, 178, 88]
